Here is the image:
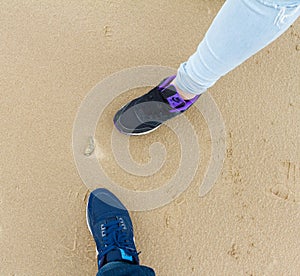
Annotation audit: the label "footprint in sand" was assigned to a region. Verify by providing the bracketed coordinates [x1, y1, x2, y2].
[269, 161, 300, 203]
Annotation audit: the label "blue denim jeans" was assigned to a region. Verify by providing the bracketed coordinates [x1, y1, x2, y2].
[176, 0, 300, 95]
[96, 262, 155, 276]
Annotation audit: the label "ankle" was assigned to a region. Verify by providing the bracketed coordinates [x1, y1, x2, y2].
[170, 79, 197, 100]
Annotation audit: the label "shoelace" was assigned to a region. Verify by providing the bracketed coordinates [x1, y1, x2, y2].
[136, 90, 180, 120]
[98, 218, 139, 260]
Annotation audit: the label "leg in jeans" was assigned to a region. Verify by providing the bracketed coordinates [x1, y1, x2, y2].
[113, 0, 300, 135]
[175, 0, 300, 96]
[96, 261, 155, 276]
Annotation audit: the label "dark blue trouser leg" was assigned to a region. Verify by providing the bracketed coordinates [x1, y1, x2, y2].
[97, 261, 155, 276]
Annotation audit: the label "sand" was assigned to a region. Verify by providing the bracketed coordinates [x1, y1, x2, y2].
[1, 0, 300, 275]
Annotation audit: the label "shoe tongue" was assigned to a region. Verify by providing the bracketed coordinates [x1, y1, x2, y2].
[161, 84, 186, 109]
[105, 248, 134, 263]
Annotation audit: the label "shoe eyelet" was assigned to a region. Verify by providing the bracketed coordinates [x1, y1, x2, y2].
[118, 217, 127, 230]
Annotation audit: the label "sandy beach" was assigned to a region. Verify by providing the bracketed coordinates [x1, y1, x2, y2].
[1, 1, 300, 275]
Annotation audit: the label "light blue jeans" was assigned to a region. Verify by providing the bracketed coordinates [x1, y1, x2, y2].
[176, 0, 300, 95]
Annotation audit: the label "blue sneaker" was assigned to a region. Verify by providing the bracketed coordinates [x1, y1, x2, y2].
[86, 188, 140, 269]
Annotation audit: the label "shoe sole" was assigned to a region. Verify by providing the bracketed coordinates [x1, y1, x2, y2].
[116, 123, 161, 136]
[86, 195, 99, 256]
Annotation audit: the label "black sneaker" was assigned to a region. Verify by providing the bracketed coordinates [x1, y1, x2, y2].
[113, 75, 200, 135]
[86, 188, 140, 269]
